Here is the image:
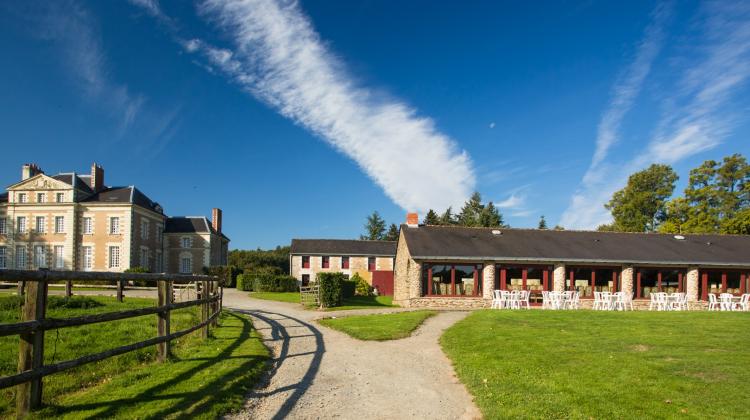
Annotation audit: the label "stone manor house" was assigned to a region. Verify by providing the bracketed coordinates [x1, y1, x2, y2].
[0, 163, 229, 274]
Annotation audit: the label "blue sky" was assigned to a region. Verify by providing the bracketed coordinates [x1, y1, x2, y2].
[1, 0, 749, 249]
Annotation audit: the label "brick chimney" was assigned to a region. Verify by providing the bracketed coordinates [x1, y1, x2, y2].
[21, 163, 43, 180]
[91, 163, 104, 192]
[212, 208, 222, 233]
[406, 212, 419, 228]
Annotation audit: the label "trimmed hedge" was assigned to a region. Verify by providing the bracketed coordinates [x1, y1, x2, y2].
[236, 274, 252, 291]
[341, 280, 356, 299]
[317, 272, 348, 308]
[251, 274, 298, 293]
[124, 266, 154, 287]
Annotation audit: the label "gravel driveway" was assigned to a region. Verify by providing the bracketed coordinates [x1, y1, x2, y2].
[222, 288, 481, 420]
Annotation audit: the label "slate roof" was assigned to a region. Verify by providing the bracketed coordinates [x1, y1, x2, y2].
[81, 186, 163, 214]
[290, 239, 397, 256]
[51, 173, 93, 193]
[401, 225, 750, 266]
[165, 216, 229, 240]
[0, 193, 7, 203]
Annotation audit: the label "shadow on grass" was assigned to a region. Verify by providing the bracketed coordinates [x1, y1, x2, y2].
[234, 309, 325, 420]
[42, 311, 267, 419]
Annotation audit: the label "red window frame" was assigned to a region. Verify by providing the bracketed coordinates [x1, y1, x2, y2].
[302, 256, 310, 269]
[634, 268, 686, 299]
[567, 266, 620, 298]
[424, 263, 483, 297]
[496, 264, 553, 292]
[322, 256, 330, 269]
[368, 257, 376, 272]
[700, 269, 747, 300]
[341, 256, 349, 269]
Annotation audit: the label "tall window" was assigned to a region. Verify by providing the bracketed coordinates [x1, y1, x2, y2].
[18, 193, 27, 203]
[422, 264, 483, 296]
[302, 256, 310, 268]
[82, 246, 93, 270]
[82, 217, 92, 234]
[636, 268, 685, 298]
[155, 250, 163, 273]
[181, 237, 191, 248]
[155, 224, 163, 243]
[322, 256, 330, 268]
[341, 256, 350, 269]
[36, 193, 46, 203]
[0, 218, 6, 234]
[54, 246, 64, 269]
[55, 216, 64, 233]
[368, 257, 376, 272]
[34, 245, 46, 268]
[0, 247, 6, 268]
[700, 270, 747, 299]
[141, 220, 149, 240]
[140, 248, 149, 270]
[17, 217, 27, 234]
[180, 256, 192, 273]
[56, 193, 65, 203]
[110, 217, 120, 234]
[109, 246, 120, 268]
[16, 246, 27, 269]
[35, 216, 45, 233]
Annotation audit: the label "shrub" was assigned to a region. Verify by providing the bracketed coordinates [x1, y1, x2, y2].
[251, 274, 298, 292]
[47, 296, 104, 309]
[353, 273, 372, 296]
[317, 272, 347, 308]
[236, 274, 252, 291]
[204, 265, 233, 287]
[125, 266, 154, 287]
[341, 280, 356, 299]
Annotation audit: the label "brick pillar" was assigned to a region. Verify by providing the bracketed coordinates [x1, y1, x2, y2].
[482, 263, 495, 300]
[621, 265, 634, 296]
[686, 267, 699, 302]
[553, 264, 566, 291]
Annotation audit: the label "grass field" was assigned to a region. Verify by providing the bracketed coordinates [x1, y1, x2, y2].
[0, 295, 268, 418]
[441, 310, 750, 419]
[248, 291, 396, 311]
[318, 310, 436, 340]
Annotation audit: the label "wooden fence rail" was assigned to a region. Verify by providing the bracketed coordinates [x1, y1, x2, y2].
[0, 269, 222, 418]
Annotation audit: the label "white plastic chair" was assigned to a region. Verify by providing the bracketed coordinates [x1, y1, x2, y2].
[541, 290, 550, 309]
[648, 292, 657, 311]
[491, 290, 502, 309]
[736, 294, 750, 311]
[719, 293, 734, 311]
[708, 293, 720, 311]
[519, 290, 531, 309]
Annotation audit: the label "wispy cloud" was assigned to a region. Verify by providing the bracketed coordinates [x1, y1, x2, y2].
[561, 1, 750, 230]
[180, 0, 475, 212]
[496, 193, 526, 210]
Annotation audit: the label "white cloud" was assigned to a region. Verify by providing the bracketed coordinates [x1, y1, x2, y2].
[128, 0, 163, 18]
[495, 193, 526, 209]
[191, 0, 475, 213]
[489, 122, 496, 129]
[561, 1, 750, 230]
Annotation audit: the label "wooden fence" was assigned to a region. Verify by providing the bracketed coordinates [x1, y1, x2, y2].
[0, 269, 222, 418]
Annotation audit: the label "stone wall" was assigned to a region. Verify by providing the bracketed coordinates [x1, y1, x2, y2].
[621, 265, 634, 295]
[553, 264, 565, 291]
[393, 229, 421, 307]
[407, 297, 489, 309]
[686, 267, 699, 301]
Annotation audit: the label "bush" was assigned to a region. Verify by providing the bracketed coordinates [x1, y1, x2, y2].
[236, 274, 252, 291]
[203, 265, 233, 287]
[353, 273, 372, 296]
[317, 272, 348, 308]
[125, 266, 154, 287]
[341, 280, 356, 299]
[252, 274, 298, 293]
[47, 296, 103, 309]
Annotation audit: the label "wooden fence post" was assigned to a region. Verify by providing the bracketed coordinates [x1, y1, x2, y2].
[201, 280, 209, 339]
[211, 281, 219, 327]
[116, 280, 124, 303]
[65, 280, 72, 298]
[157, 280, 172, 362]
[17, 281, 25, 297]
[17, 279, 48, 416]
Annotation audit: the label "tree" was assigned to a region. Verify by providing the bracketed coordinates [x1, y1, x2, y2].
[721, 208, 750, 235]
[538, 215, 548, 229]
[384, 223, 400, 241]
[553, 225, 565, 230]
[604, 164, 678, 232]
[361, 211, 386, 240]
[458, 192, 485, 226]
[479, 202, 503, 227]
[439, 207, 456, 225]
[423, 209, 440, 225]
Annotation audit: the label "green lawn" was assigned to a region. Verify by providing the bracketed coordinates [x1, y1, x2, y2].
[441, 310, 750, 419]
[318, 310, 436, 340]
[249, 291, 300, 303]
[0, 295, 268, 418]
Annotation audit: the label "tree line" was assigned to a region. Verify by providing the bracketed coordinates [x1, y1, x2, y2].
[598, 153, 749, 235]
[360, 191, 507, 240]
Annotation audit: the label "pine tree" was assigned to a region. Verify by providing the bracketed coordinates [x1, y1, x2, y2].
[384, 223, 400, 241]
[538, 215, 548, 229]
[361, 211, 386, 240]
[423, 209, 440, 225]
[439, 207, 456, 225]
[458, 192, 484, 226]
[479, 202, 503, 227]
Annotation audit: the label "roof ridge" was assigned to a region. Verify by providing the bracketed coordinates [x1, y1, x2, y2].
[411, 224, 748, 237]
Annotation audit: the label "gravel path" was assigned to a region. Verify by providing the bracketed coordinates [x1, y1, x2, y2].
[222, 288, 481, 420]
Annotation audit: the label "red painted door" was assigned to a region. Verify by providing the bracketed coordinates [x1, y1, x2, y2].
[371, 270, 394, 296]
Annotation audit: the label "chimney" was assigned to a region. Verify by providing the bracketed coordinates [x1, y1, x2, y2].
[212, 208, 222, 233]
[91, 163, 104, 192]
[21, 163, 43, 180]
[406, 212, 419, 228]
